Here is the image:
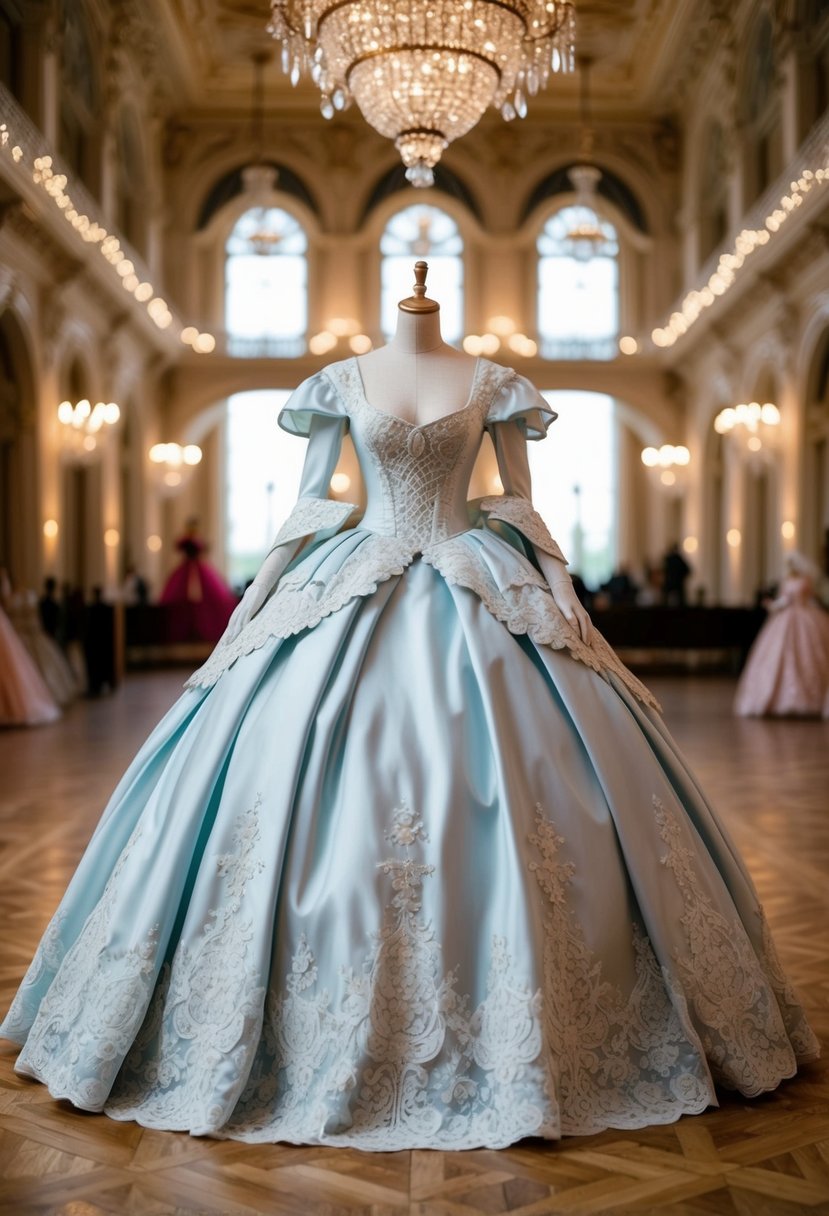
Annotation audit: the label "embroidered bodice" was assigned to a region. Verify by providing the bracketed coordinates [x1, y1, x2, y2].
[187, 357, 657, 711]
[338, 358, 496, 547]
[334, 357, 510, 547]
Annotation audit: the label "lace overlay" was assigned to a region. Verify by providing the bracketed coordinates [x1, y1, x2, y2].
[13, 824, 160, 1110]
[187, 534, 416, 688]
[480, 495, 568, 563]
[107, 799, 554, 1148]
[652, 795, 811, 1093]
[272, 495, 358, 548]
[528, 807, 713, 1132]
[423, 536, 661, 711]
[107, 796, 269, 1131]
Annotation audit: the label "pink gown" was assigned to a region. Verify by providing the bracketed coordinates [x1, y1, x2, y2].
[158, 536, 238, 643]
[734, 574, 829, 717]
[0, 602, 61, 726]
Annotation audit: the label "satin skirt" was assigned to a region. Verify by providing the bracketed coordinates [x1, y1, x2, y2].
[1, 562, 818, 1149]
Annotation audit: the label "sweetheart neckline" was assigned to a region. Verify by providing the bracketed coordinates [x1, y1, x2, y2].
[350, 355, 484, 430]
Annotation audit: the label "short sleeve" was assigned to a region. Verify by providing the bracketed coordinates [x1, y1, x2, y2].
[485, 374, 557, 441]
[278, 372, 347, 437]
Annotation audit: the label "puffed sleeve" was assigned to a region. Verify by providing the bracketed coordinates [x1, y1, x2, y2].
[485, 373, 557, 441]
[480, 374, 567, 563]
[268, 373, 358, 552]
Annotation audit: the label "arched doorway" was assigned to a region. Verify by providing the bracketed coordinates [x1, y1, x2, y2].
[0, 311, 38, 588]
[805, 329, 829, 570]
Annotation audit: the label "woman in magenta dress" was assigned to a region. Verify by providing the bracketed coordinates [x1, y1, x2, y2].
[734, 553, 829, 718]
[158, 519, 238, 643]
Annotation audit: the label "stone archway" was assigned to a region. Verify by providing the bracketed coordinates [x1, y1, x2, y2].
[0, 310, 39, 589]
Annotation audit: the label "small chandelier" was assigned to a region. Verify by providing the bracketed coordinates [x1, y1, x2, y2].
[641, 444, 691, 496]
[268, 1, 576, 186]
[714, 401, 781, 469]
[564, 57, 608, 261]
[57, 398, 120, 462]
[242, 52, 282, 256]
[149, 442, 203, 494]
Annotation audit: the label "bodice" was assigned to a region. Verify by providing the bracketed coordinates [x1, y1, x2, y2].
[327, 359, 513, 549]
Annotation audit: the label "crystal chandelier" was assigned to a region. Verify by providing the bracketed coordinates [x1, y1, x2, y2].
[268, 1, 576, 186]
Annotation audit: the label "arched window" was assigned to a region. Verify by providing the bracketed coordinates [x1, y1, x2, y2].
[225, 390, 306, 587]
[380, 205, 463, 341]
[224, 207, 308, 357]
[537, 206, 619, 360]
[527, 391, 617, 586]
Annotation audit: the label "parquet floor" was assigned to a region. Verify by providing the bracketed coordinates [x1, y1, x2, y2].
[0, 672, 827, 1216]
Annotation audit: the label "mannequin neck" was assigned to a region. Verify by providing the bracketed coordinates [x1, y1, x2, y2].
[388, 307, 445, 354]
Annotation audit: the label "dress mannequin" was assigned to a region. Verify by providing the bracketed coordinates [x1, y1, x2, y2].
[228, 262, 590, 643]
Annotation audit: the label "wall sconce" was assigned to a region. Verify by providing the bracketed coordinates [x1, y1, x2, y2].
[57, 399, 120, 462]
[714, 401, 780, 468]
[641, 444, 690, 494]
[148, 442, 203, 493]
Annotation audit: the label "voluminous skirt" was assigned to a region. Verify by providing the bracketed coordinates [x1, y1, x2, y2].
[735, 600, 829, 717]
[159, 559, 238, 643]
[1, 560, 818, 1149]
[0, 606, 60, 727]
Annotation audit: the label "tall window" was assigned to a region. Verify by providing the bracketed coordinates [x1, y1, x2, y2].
[381, 205, 463, 340]
[537, 206, 619, 360]
[528, 391, 617, 586]
[225, 390, 305, 588]
[225, 207, 307, 357]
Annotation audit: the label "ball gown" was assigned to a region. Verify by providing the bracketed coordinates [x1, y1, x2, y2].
[735, 573, 829, 717]
[0, 601, 60, 726]
[158, 534, 238, 643]
[7, 589, 79, 707]
[1, 357, 818, 1149]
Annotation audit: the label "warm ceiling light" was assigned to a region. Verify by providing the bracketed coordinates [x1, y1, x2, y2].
[269, 1, 576, 185]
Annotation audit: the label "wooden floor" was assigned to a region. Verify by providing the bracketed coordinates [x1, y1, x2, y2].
[0, 672, 827, 1216]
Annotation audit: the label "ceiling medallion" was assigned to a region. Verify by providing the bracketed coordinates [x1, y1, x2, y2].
[268, 1, 576, 185]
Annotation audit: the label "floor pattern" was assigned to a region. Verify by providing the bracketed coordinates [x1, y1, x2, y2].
[0, 672, 827, 1215]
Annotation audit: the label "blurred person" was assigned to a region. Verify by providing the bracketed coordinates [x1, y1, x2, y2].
[0, 569, 60, 727]
[6, 584, 78, 707]
[38, 576, 60, 638]
[158, 518, 238, 642]
[662, 542, 691, 607]
[734, 552, 829, 718]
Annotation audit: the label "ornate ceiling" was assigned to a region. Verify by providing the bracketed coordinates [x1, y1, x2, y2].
[149, 0, 705, 120]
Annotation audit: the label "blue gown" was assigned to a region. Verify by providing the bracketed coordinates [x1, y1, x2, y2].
[1, 357, 818, 1150]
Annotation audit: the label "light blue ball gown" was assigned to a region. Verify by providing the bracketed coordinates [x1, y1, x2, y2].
[1, 357, 818, 1149]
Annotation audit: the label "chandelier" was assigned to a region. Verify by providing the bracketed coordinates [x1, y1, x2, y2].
[563, 56, 608, 261]
[268, 1, 576, 186]
[57, 398, 120, 463]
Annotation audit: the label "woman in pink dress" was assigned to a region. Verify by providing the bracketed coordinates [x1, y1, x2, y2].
[734, 553, 829, 718]
[0, 582, 60, 727]
[158, 519, 238, 643]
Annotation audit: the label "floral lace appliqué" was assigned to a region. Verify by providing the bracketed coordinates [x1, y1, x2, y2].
[652, 794, 811, 1093]
[12, 823, 160, 1110]
[220, 800, 552, 1148]
[528, 806, 713, 1133]
[105, 794, 270, 1132]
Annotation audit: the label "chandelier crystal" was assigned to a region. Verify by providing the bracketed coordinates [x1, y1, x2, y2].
[268, 1, 576, 185]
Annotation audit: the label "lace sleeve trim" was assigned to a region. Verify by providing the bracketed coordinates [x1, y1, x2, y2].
[272, 496, 358, 549]
[480, 496, 568, 564]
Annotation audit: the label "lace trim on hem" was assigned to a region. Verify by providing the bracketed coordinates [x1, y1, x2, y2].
[480, 495, 568, 563]
[272, 496, 358, 548]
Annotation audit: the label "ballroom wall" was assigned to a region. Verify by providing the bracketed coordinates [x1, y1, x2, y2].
[0, 0, 827, 604]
